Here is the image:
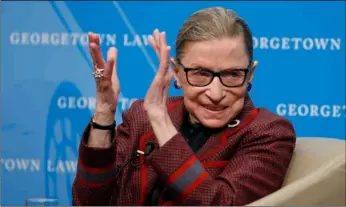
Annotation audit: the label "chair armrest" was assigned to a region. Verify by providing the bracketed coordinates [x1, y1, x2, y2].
[247, 154, 345, 206]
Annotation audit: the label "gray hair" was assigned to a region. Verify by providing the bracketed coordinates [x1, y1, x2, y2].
[175, 7, 253, 62]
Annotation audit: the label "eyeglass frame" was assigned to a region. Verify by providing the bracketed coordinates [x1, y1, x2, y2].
[175, 59, 253, 88]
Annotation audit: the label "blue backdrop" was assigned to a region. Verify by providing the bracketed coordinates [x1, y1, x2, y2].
[1, 1, 345, 205]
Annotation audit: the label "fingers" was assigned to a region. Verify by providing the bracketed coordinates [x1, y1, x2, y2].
[148, 29, 160, 57]
[159, 32, 169, 64]
[88, 32, 106, 69]
[148, 36, 159, 57]
[106, 47, 118, 78]
[149, 29, 171, 78]
[153, 29, 161, 50]
[89, 32, 119, 90]
[158, 32, 171, 76]
[107, 47, 120, 89]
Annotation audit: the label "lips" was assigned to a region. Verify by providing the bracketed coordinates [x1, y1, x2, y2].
[203, 105, 226, 111]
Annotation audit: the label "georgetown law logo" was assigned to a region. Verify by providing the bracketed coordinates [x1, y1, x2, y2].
[9, 32, 116, 46]
[57, 95, 138, 112]
[9, 32, 343, 51]
[9, 32, 152, 47]
[0, 158, 77, 173]
[252, 36, 342, 51]
[276, 103, 346, 118]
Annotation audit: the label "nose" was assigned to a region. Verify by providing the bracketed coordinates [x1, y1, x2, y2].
[205, 77, 225, 102]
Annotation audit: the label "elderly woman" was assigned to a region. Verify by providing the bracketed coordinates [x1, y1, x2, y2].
[72, 7, 296, 206]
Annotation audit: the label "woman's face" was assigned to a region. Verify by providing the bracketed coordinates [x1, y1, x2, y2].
[174, 36, 258, 128]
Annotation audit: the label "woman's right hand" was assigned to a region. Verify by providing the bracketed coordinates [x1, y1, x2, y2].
[88, 32, 120, 126]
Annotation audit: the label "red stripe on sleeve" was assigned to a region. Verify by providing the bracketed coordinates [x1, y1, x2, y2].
[166, 156, 197, 184]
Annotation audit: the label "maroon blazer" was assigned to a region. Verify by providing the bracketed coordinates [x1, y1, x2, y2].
[72, 96, 296, 206]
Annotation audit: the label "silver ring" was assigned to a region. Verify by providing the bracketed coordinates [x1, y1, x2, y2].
[92, 67, 105, 78]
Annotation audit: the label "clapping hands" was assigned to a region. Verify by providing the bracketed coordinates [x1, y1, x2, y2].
[144, 29, 174, 122]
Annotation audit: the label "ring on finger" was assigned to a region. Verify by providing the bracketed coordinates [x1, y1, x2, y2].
[93, 66, 104, 79]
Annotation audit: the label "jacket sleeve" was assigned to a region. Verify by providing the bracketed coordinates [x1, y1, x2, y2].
[72, 102, 137, 206]
[147, 117, 296, 206]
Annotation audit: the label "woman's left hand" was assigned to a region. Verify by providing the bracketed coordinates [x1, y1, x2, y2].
[144, 29, 178, 146]
[144, 29, 174, 122]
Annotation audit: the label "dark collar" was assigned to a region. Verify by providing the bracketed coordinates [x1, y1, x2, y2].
[181, 112, 226, 136]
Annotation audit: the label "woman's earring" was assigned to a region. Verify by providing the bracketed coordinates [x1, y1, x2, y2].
[174, 80, 180, 89]
[247, 82, 252, 92]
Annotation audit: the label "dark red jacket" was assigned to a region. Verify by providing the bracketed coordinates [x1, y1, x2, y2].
[72, 96, 296, 206]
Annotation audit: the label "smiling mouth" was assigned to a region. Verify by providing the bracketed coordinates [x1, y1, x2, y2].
[203, 105, 226, 111]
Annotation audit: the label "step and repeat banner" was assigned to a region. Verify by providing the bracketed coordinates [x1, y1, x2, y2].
[1, 1, 345, 206]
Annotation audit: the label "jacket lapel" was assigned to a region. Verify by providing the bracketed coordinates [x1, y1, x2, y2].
[198, 95, 258, 161]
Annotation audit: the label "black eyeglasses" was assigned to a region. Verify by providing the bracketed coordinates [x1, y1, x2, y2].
[177, 61, 252, 87]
